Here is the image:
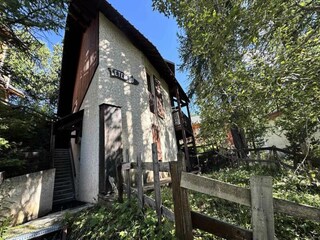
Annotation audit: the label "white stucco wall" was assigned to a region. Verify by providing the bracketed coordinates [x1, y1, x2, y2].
[264, 120, 290, 149]
[98, 13, 177, 163]
[74, 13, 178, 203]
[77, 71, 100, 203]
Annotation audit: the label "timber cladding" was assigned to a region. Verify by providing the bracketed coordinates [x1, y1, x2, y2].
[72, 15, 99, 112]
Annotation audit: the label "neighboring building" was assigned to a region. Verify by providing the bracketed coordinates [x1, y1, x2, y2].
[0, 44, 24, 101]
[191, 115, 202, 145]
[264, 111, 290, 149]
[54, 0, 195, 204]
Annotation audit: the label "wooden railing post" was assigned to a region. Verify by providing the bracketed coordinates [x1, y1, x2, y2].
[117, 160, 124, 203]
[170, 152, 193, 240]
[250, 176, 275, 240]
[136, 153, 144, 210]
[0, 171, 4, 184]
[152, 143, 162, 225]
[125, 150, 131, 200]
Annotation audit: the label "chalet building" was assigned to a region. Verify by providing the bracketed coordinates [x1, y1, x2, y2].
[54, 0, 195, 204]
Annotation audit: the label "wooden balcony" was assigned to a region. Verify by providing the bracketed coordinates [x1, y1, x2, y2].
[172, 109, 193, 137]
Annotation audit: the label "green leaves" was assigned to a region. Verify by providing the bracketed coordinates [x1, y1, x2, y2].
[0, 0, 67, 53]
[153, 0, 320, 148]
[3, 42, 62, 116]
[65, 200, 175, 239]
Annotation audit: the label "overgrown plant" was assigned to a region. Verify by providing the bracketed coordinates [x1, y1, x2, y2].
[64, 200, 174, 239]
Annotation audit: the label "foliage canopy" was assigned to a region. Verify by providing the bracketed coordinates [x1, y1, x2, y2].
[0, 0, 67, 53]
[153, 0, 320, 147]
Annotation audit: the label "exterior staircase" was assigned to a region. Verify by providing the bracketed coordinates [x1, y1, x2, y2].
[53, 148, 75, 205]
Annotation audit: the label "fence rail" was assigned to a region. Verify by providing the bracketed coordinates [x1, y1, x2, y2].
[117, 143, 320, 239]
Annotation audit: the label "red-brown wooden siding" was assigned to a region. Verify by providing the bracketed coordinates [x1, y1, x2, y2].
[72, 15, 99, 112]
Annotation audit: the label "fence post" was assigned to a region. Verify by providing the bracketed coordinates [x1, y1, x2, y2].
[125, 150, 131, 200]
[152, 143, 162, 225]
[272, 146, 280, 169]
[0, 172, 4, 184]
[170, 152, 193, 240]
[117, 160, 124, 203]
[250, 176, 275, 240]
[136, 153, 144, 210]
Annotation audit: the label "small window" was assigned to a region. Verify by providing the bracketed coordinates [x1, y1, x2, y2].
[154, 76, 165, 119]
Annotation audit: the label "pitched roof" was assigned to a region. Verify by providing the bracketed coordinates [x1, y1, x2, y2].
[58, 0, 188, 116]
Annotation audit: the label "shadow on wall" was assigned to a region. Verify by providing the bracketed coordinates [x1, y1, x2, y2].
[98, 40, 147, 162]
[98, 20, 179, 185]
[0, 169, 55, 226]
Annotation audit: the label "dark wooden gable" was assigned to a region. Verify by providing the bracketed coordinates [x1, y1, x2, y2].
[72, 15, 99, 112]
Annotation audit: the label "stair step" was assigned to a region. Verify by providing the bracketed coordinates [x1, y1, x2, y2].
[54, 184, 73, 189]
[55, 170, 72, 175]
[53, 192, 74, 200]
[53, 148, 75, 205]
[54, 179, 73, 186]
[53, 196, 74, 204]
[53, 197, 75, 205]
[53, 158, 70, 162]
[55, 171, 72, 175]
[54, 149, 69, 152]
[54, 188, 74, 195]
[55, 178, 73, 184]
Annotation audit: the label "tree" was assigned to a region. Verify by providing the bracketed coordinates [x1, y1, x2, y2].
[2, 43, 63, 116]
[0, 0, 66, 172]
[153, 0, 320, 149]
[0, 0, 67, 53]
[0, 42, 62, 153]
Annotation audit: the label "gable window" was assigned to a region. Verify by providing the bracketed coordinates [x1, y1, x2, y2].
[146, 72, 166, 119]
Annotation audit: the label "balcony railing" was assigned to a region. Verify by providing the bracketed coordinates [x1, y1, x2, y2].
[172, 109, 192, 132]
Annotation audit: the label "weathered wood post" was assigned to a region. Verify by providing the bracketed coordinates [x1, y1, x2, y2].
[136, 153, 144, 210]
[152, 143, 162, 225]
[117, 159, 124, 203]
[272, 146, 280, 169]
[0, 171, 4, 184]
[170, 152, 193, 240]
[250, 176, 275, 240]
[125, 149, 131, 200]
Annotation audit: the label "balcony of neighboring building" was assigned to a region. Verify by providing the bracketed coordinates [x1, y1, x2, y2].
[172, 108, 193, 138]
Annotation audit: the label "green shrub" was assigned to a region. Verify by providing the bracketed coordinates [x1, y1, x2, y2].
[64, 200, 174, 239]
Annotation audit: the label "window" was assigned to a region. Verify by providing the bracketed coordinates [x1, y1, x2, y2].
[146, 72, 165, 119]
[154, 76, 165, 119]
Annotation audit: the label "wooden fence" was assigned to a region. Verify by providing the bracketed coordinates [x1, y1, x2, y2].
[117, 143, 320, 240]
[193, 145, 299, 171]
[117, 144, 175, 223]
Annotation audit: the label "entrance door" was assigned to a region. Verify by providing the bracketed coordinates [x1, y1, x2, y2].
[99, 104, 122, 194]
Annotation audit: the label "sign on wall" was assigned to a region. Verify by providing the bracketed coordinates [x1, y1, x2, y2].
[108, 68, 139, 85]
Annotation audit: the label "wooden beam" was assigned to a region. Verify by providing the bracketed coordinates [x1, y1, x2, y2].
[152, 143, 162, 225]
[191, 211, 252, 240]
[274, 198, 320, 222]
[180, 172, 251, 206]
[170, 161, 193, 239]
[136, 153, 144, 210]
[250, 176, 275, 240]
[130, 162, 170, 172]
